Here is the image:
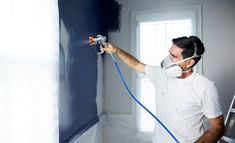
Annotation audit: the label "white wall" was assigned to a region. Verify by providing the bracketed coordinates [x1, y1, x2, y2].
[202, 0, 235, 116]
[104, 0, 235, 120]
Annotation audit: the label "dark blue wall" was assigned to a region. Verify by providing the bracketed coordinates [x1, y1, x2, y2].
[59, 0, 120, 142]
[59, 0, 101, 142]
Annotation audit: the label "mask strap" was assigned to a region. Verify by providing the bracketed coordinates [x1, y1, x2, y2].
[165, 56, 194, 69]
[166, 55, 197, 69]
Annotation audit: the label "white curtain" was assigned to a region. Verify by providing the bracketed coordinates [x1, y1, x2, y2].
[0, 0, 59, 143]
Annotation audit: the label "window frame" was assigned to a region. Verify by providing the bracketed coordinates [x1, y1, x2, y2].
[130, 5, 202, 139]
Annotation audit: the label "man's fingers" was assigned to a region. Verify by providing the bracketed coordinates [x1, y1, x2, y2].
[100, 46, 110, 54]
[100, 46, 107, 51]
[100, 42, 115, 54]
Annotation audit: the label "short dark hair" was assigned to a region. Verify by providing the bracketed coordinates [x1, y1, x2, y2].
[172, 36, 205, 67]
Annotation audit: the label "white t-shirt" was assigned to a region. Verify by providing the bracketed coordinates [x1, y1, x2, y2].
[144, 65, 222, 143]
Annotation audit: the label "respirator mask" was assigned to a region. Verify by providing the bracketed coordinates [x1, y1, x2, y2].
[161, 46, 201, 78]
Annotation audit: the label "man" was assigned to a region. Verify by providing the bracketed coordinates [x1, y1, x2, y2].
[101, 36, 225, 143]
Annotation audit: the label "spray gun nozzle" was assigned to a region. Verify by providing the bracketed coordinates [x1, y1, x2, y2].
[89, 36, 95, 45]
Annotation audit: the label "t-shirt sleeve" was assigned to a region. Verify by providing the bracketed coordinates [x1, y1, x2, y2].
[202, 83, 223, 119]
[144, 65, 164, 84]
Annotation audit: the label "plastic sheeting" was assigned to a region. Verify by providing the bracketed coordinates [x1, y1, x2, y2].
[73, 116, 103, 143]
[74, 114, 154, 143]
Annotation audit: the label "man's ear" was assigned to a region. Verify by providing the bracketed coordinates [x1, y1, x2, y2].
[186, 59, 195, 68]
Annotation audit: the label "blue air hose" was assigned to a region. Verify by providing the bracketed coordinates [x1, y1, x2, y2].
[109, 53, 180, 143]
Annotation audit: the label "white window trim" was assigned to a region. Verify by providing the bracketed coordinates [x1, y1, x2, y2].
[130, 5, 202, 139]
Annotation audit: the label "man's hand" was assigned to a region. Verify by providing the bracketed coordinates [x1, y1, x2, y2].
[101, 42, 118, 54]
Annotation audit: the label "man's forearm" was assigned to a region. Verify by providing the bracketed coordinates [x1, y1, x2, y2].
[195, 127, 224, 143]
[115, 47, 143, 71]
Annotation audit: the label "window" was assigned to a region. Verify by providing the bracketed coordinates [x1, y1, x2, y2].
[131, 5, 202, 135]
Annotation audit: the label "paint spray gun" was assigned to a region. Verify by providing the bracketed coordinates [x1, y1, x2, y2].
[89, 34, 116, 61]
[89, 35, 107, 54]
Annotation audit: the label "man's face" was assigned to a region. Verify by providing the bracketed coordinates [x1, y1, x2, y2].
[169, 44, 184, 62]
[169, 44, 192, 71]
